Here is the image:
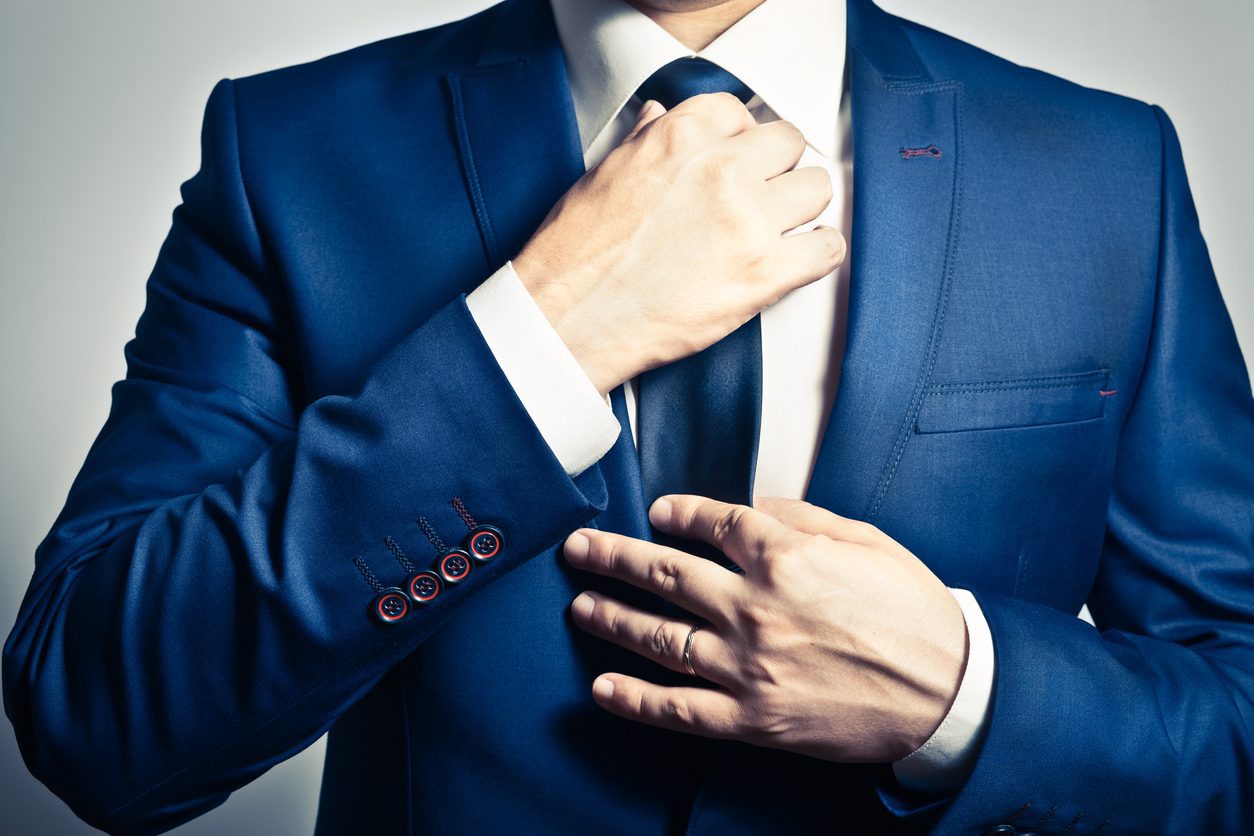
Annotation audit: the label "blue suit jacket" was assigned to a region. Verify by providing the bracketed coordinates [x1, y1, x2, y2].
[6, 0, 1253, 833]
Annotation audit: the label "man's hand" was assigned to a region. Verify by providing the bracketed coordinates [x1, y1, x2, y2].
[562, 495, 968, 763]
[512, 94, 845, 394]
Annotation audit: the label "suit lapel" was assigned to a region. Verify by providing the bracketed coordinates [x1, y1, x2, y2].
[805, 0, 965, 522]
[447, 0, 962, 529]
[445, 0, 585, 269]
[446, 0, 652, 538]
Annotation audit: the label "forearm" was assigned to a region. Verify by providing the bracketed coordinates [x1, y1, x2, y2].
[2, 298, 606, 834]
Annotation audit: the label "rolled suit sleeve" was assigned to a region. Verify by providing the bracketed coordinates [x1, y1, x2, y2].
[916, 105, 1254, 834]
[2, 79, 608, 834]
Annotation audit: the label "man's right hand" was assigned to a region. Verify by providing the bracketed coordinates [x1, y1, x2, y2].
[512, 92, 844, 394]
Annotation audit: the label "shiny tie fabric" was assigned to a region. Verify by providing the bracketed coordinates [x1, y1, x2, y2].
[633, 58, 762, 567]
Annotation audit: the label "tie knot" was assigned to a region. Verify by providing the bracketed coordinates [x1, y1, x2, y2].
[635, 57, 754, 110]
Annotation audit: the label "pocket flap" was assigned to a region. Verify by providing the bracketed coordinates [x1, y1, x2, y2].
[916, 370, 1112, 434]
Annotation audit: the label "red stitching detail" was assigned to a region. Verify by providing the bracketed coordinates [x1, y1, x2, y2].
[384, 536, 416, 574]
[900, 144, 942, 159]
[416, 517, 448, 554]
[1099, 389, 1118, 397]
[352, 556, 383, 594]
[451, 497, 478, 530]
[1006, 802, 1032, 822]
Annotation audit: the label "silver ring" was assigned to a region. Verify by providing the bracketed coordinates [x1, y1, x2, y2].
[682, 624, 703, 676]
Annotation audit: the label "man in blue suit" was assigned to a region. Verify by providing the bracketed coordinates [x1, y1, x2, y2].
[5, 0, 1252, 833]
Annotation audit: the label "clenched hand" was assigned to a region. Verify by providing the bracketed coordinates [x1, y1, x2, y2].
[513, 94, 844, 394]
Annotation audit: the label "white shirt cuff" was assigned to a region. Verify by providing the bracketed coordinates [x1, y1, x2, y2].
[465, 260, 621, 477]
[891, 587, 995, 793]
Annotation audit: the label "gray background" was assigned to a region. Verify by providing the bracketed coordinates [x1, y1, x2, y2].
[2, 1, 1251, 833]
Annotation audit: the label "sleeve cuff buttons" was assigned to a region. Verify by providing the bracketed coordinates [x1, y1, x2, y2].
[374, 588, 412, 624]
[362, 503, 503, 625]
[438, 549, 474, 584]
[407, 570, 444, 605]
[467, 525, 504, 561]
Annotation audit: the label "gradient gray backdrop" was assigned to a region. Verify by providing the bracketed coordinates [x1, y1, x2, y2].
[2, 1, 1251, 833]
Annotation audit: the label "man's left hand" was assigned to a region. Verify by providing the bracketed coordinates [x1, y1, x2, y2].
[562, 494, 968, 763]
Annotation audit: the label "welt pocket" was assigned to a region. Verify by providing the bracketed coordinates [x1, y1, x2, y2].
[915, 369, 1113, 434]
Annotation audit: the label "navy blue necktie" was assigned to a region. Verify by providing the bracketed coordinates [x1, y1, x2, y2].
[633, 58, 762, 565]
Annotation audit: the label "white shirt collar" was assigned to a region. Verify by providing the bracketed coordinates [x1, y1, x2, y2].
[549, 0, 846, 159]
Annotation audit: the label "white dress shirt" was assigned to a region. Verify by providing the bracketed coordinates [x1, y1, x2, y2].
[465, 0, 993, 793]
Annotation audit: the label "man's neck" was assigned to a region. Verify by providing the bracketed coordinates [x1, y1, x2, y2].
[623, 0, 768, 51]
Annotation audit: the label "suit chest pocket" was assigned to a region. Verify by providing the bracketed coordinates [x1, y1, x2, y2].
[915, 369, 1112, 434]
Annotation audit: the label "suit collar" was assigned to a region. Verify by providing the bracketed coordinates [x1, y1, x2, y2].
[847, 0, 934, 85]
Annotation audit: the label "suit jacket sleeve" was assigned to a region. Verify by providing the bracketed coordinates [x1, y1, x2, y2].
[2, 78, 608, 835]
[908, 105, 1254, 834]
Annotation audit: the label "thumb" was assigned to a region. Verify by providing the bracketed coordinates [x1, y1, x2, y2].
[624, 99, 666, 142]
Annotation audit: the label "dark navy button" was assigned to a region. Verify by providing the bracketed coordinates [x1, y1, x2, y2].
[984, 827, 1016, 836]
[373, 588, 411, 624]
[437, 549, 473, 584]
[466, 524, 503, 562]
[407, 570, 443, 605]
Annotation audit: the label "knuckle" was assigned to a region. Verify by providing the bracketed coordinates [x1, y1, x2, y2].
[755, 543, 780, 572]
[648, 556, 682, 596]
[648, 621, 675, 658]
[739, 603, 771, 634]
[661, 693, 692, 725]
[601, 538, 623, 570]
[692, 90, 746, 116]
[809, 532, 837, 549]
[603, 605, 626, 637]
[778, 119, 805, 148]
[712, 505, 747, 544]
[627, 684, 647, 715]
[739, 655, 776, 687]
[656, 112, 702, 151]
[765, 531, 805, 563]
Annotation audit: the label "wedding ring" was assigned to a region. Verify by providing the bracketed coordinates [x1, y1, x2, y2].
[682, 624, 703, 676]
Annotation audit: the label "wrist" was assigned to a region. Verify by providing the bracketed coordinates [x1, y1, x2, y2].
[901, 591, 969, 754]
[891, 588, 994, 792]
[513, 251, 630, 394]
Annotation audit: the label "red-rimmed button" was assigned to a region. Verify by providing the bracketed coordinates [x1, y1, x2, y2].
[407, 570, 443, 604]
[466, 525, 503, 562]
[437, 549, 473, 584]
[374, 588, 411, 624]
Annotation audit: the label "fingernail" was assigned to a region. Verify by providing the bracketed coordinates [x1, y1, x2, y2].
[834, 230, 848, 259]
[571, 591, 595, 621]
[649, 497, 673, 527]
[564, 531, 590, 562]
[592, 676, 615, 700]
